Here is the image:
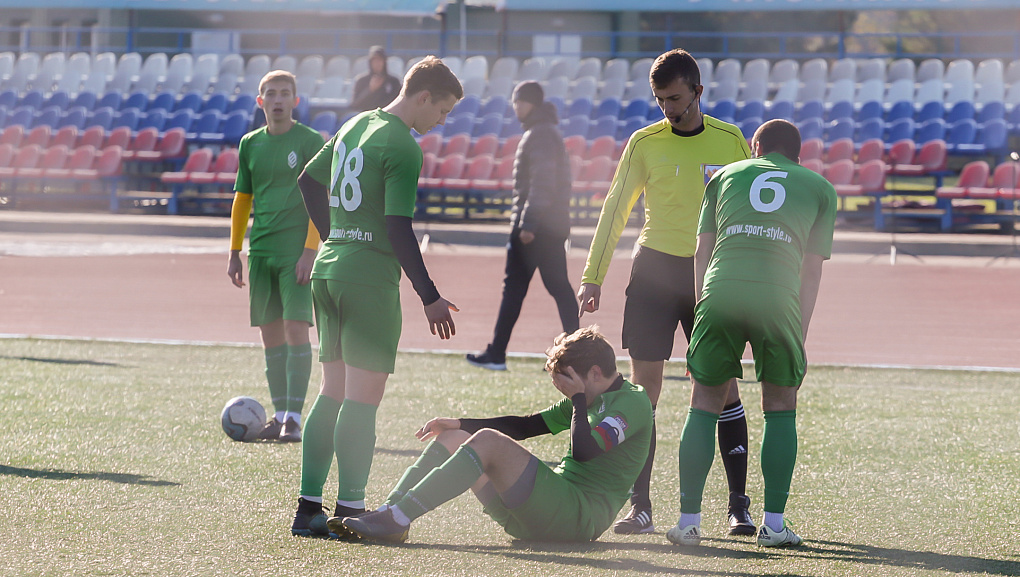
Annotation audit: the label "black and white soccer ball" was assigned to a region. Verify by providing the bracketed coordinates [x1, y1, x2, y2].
[220, 396, 266, 442]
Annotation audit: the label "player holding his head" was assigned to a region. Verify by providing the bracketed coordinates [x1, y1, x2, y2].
[336, 326, 653, 544]
[227, 70, 325, 442]
[290, 56, 463, 536]
[666, 119, 836, 547]
[576, 49, 755, 535]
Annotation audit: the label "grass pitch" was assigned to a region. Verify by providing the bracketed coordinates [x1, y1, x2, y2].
[1, 338, 1018, 577]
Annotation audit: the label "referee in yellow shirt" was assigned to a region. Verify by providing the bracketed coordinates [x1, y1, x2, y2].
[577, 49, 754, 536]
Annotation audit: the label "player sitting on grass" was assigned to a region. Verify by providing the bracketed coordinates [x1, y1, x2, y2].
[337, 326, 653, 543]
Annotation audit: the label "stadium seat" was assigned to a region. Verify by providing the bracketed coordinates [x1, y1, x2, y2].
[122, 91, 149, 112]
[163, 53, 192, 94]
[149, 91, 175, 114]
[892, 139, 948, 178]
[856, 101, 883, 123]
[796, 100, 824, 122]
[490, 57, 518, 83]
[885, 100, 914, 123]
[827, 100, 854, 123]
[467, 134, 499, 158]
[575, 57, 602, 81]
[497, 134, 522, 159]
[472, 113, 504, 137]
[112, 109, 141, 132]
[544, 76, 570, 100]
[564, 134, 587, 160]
[135, 127, 186, 163]
[570, 77, 599, 102]
[886, 118, 915, 143]
[418, 132, 442, 156]
[765, 100, 795, 122]
[558, 115, 588, 138]
[138, 109, 168, 132]
[799, 137, 825, 162]
[566, 97, 594, 119]
[594, 97, 623, 124]
[221, 110, 251, 145]
[825, 138, 855, 164]
[857, 138, 885, 164]
[0, 125, 24, 148]
[599, 77, 627, 102]
[500, 118, 523, 139]
[915, 79, 945, 106]
[959, 161, 1020, 200]
[622, 99, 650, 121]
[0, 142, 13, 169]
[834, 159, 887, 198]
[23, 125, 51, 148]
[135, 52, 168, 93]
[915, 118, 947, 144]
[189, 53, 219, 94]
[887, 139, 917, 168]
[42, 91, 70, 112]
[473, 154, 516, 193]
[78, 126, 105, 150]
[441, 133, 471, 157]
[161, 147, 215, 211]
[518, 57, 547, 82]
[856, 117, 885, 143]
[16, 144, 68, 180]
[6, 107, 34, 128]
[947, 101, 976, 124]
[935, 160, 990, 205]
[826, 118, 855, 142]
[946, 119, 978, 153]
[823, 159, 855, 188]
[887, 58, 916, 84]
[977, 101, 1006, 124]
[0, 144, 41, 180]
[310, 111, 337, 135]
[188, 110, 224, 141]
[191, 148, 239, 185]
[214, 54, 244, 94]
[59, 107, 88, 130]
[419, 153, 466, 190]
[444, 154, 495, 192]
[33, 107, 61, 129]
[587, 135, 616, 160]
[73, 145, 124, 205]
[797, 118, 825, 141]
[106, 126, 132, 150]
[443, 114, 474, 137]
[461, 55, 489, 81]
[588, 115, 618, 140]
[737, 100, 765, 122]
[3, 52, 39, 93]
[976, 118, 1009, 156]
[917, 58, 945, 84]
[711, 100, 736, 123]
[19, 89, 44, 110]
[229, 94, 256, 115]
[739, 117, 762, 140]
[45, 144, 96, 179]
[122, 127, 159, 161]
[51, 125, 79, 149]
[801, 158, 824, 174]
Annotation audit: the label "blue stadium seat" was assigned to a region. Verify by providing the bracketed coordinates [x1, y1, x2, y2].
[202, 92, 229, 114]
[594, 98, 621, 120]
[646, 105, 664, 121]
[0, 108, 7, 129]
[6, 106, 33, 127]
[175, 91, 203, 113]
[826, 117, 855, 142]
[97, 91, 122, 111]
[796, 100, 824, 122]
[622, 99, 649, 120]
[112, 108, 140, 131]
[122, 91, 149, 112]
[294, 94, 310, 124]
[87, 107, 115, 131]
[711, 99, 736, 123]
[566, 97, 593, 119]
[228, 93, 256, 114]
[58, 106, 88, 130]
[826, 100, 853, 122]
[310, 111, 337, 135]
[222, 110, 250, 145]
[500, 117, 523, 139]
[188, 110, 223, 141]
[472, 112, 503, 137]
[978, 118, 1009, 155]
[138, 109, 168, 132]
[546, 96, 566, 119]
[737, 100, 765, 122]
[618, 116, 646, 140]
[71, 91, 97, 112]
[165, 109, 196, 133]
[479, 96, 508, 119]
[885, 101, 914, 123]
[1007, 105, 1020, 134]
[856, 117, 885, 142]
[0, 89, 18, 111]
[765, 100, 795, 122]
[916, 101, 945, 123]
[946, 101, 976, 124]
[915, 118, 946, 144]
[740, 117, 763, 140]
[856, 101, 883, 122]
[561, 114, 590, 138]
[977, 101, 1005, 124]
[886, 117, 915, 142]
[796, 117, 825, 141]
[33, 106, 61, 128]
[451, 95, 481, 118]
[18, 90, 43, 110]
[442, 114, 474, 136]
[588, 115, 618, 140]
[946, 118, 978, 153]
[42, 91, 69, 111]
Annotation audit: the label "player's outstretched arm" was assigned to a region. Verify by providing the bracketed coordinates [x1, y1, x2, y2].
[297, 170, 330, 242]
[386, 215, 458, 340]
[227, 192, 253, 288]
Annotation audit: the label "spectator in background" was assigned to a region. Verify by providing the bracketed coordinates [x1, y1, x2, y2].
[350, 46, 402, 112]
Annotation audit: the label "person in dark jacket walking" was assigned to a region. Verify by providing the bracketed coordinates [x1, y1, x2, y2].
[466, 81, 579, 371]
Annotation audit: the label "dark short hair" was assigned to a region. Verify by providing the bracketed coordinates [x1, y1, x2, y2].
[402, 55, 464, 102]
[650, 48, 701, 90]
[752, 119, 802, 161]
[545, 326, 617, 378]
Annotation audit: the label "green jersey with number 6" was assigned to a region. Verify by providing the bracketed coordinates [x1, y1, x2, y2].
[303, 110, 423, 288]
[698, 152, 837, 294]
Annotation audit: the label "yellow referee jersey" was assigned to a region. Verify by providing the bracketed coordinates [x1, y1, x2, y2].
[581, 115, 751, 285]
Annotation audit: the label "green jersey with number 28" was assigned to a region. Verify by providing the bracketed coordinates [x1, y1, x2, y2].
[303, 109, 423, 288]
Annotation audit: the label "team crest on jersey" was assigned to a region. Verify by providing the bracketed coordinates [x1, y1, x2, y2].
[702, 164, 725, 184]
[287, 151, 298, 169]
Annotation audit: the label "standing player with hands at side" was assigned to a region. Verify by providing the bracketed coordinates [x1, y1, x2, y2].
[666, 119, 836, 548]
[289, 56, 463, 537]
[577, 49, 755, 536]
[227, 70, 325, 443]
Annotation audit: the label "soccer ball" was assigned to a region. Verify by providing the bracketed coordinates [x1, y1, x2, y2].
[220, 396, 266, 442]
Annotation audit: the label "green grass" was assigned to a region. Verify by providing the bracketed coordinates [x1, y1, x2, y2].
[1, 338, 1018, 576]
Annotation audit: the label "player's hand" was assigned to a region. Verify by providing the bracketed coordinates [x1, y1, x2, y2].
[424, 297, 459, 340]
[551, 366, 586, 398]
[577, 283, 601, 318]
[518, 230, 535, 245]
[295, 248, 316, 286]
[227, 252, 245, 288]
[415, 417, 460, 442]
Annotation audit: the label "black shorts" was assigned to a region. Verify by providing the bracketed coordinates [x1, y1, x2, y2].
[622, 245, 697, 362]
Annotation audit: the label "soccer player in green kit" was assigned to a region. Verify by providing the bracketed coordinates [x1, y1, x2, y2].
[337, 326, 653, 544]
[289, 56, 462, 537]
[228, 70, 325, 443]
[667, 119, 836, 548]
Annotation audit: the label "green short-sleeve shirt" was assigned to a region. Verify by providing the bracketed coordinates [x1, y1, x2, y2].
[234, 122, 325, 258]
[303, 110, 423, 288]
[698, 152, 837, 294]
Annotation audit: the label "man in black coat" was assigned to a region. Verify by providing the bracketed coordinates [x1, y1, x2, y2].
[349, 46, 402, 112]
[467, 81, 579, 370]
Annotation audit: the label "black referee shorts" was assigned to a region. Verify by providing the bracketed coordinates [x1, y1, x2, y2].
[621, 245, 697, 362]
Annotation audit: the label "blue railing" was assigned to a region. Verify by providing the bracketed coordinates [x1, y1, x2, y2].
[2, 25, 1019, 61]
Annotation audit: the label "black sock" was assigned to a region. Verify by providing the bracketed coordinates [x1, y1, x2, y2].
[630, 406, 656, 511]
[718, 401, 749, 498]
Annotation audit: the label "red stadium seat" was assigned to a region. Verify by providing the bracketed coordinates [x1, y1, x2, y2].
[418, 132, 442, 156]
[0, 143, 14, 167]
[45, 145, 96, 179]
[78, 126, 105, 150]
[161, 148, 214, 184]
[935, 160, 990, 199]
[574, 155, 616, 196]
[891, 139, 947, 177]
[72, 145, 123, 180]
[825, 138, 855, 164]
[497, 134, 522, 159]
[191, 148, 238, 185]
[801, 158, 825, 174]
[444, 154, 494, 190]
[419, 153, 465, 189]
[474, 154, 515, 192]
[834, 159, 886, 196]
[0, 125, 25, 148]
[51, 125, 79, 149]
[136, 127, 187, 162]
[587, 135, 616, 160]
[886, 139, 917, 171]
[467, 134, 499, 158]
[122, 127, 159, 161]
[799, 137, 824, 162]
[963, 161, 1020, 199]
[564, 134, 587, 161]
[23, 125, 52, 148]
[105, 126, 132, 150]
[440, 133, 470, 157]
[856, 138, 885, 164]
[0, 144, 42, 180]
[420, 152, 438, 178]
[823, 159, 855, 187]
[17, 144, 69, 179]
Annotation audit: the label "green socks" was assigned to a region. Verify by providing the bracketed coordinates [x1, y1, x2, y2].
[285, 343, 312, 416]
[299, 394, 342, 498]
[678, 407, 719, 514]
[394, 445, 485, 522]
[761, 410, 797, 514]
[385, 440, 453, 506]
[335, 400, 378, 502]
[264, 344, 288, 415]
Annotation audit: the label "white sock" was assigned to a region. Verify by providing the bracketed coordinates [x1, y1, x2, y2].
[300, 495, 322, 504]
[764, 511, 784, 532]
[390, 505, 411, 527]
[678, 512, 701, 528]
[274, 411, 286, 422]
[284, 412, 302, 426]
[336, 499, 366, 510]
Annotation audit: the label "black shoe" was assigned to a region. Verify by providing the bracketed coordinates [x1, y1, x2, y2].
[257, 417, 284, 440]
[728, 494, 757, 536]
[291, 497, 330, 537]
[325, 504, 368, 539]
[341, 508, 409, 543]
[613, 505, 654, 534]
[465, 347, 507, 371]
[279, 417, 302, 443]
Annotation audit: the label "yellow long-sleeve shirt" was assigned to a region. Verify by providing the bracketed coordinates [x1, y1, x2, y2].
[581, 115, 751, 285]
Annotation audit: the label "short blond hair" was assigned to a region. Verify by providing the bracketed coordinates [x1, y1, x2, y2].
[544, 326, 617, 377]
[402, 55, 463, 102]
[259, 70, 297, 96]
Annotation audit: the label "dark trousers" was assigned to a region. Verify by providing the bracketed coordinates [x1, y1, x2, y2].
[489, 230, 579, 356]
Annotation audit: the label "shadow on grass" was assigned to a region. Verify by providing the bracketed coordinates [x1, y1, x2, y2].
[0, 464, 180, 487]
[793, 539, 1020, 576]
[0, 355, 120, 367]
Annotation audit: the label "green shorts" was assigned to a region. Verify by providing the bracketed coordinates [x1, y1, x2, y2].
[687, 280, 805, 388]
[311, 278, 401, 373]
[482, 457, 611, 542]
[248, 254, 314, 327]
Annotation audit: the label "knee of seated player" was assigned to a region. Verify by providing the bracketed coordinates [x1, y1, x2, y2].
[761, 382, 798, 412]
[435, 428, 471, 453]
[464, 429, 516, 464]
